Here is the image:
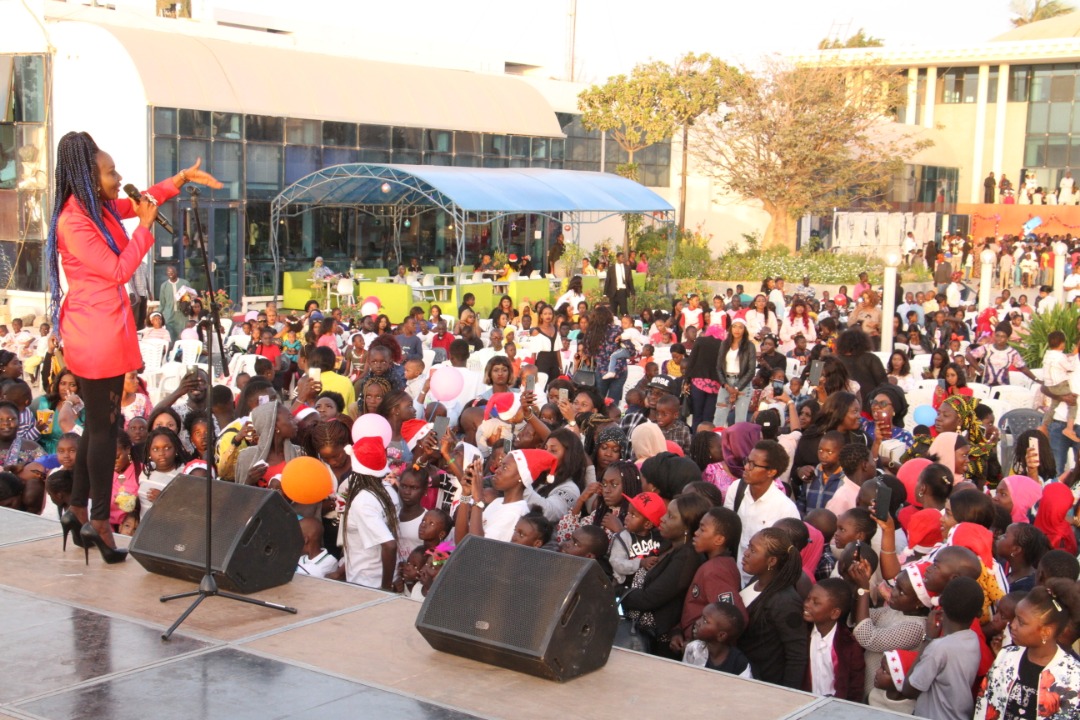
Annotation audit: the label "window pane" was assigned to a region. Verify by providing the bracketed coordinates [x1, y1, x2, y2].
[212, 112, 242, 140]
[532, 138, 548, 160]
[211, 141, 241, 198]
[285, 145, 321, 184]
[323, 122, 356, 147]
[485, 134, 509, 156]
[1010, 66, 1030, 102]
[1031, 67, 1052, 102]
[549, 160, 563, 170]
[245, 116, 284, 143]
[153, 137, 177, 183]
[963, 68, 980, 102]
[510, 136, 530, 157]
[510, 158, 529, 168]
[246, 144, 282, 198]
[392, 127, 422, 151]
[1048, 135, 1069, 167]
[455, 154, 481, 167]
[1029, 103, 1049, 132]
[1049, 103, 1071, 133]
[359, 124, 390, 149]
[154, 107, 177, 135]
[427, 153, 453, 166]
[286, 118, 320, 145]
[1025, 136, 1046, 167]
[425, 129, 452, 153]
[13, 55, 45, 123]
[393, 150, 421, 164]
[1051, 73, 1075, 102]
[179, 139, 209, 173]
[1069, 136, 1080, 166]
[178, 109, 210, 138]
[323, 147, 358, 165]
[456, 132, 480, 155]
[550, 139, 565, 160]
[482, 156, 508, 168]
[358, 149, 390, 163]
[0, 125, 14, 190]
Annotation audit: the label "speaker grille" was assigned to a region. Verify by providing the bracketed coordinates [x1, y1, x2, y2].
[422, 537, 590, 652]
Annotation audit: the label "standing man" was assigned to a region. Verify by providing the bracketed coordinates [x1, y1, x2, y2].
[129, 256, 152, 330]
[547, 233, 565, 277]
[158, 264, 190, 342]
[603, 250, 636, 316]
[902, 231, 917, 267]
[983, 172, 996, 204]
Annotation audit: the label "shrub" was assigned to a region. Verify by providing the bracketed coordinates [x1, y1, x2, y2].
[1013, 303, 1080, 369]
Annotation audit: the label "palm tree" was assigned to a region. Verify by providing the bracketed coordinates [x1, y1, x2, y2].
[1009, 0, 1076, 27]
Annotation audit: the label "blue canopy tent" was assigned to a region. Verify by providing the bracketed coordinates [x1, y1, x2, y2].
[270, 163, 675, 299]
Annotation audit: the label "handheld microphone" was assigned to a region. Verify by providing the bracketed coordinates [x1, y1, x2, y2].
[123, 184, 175, 235]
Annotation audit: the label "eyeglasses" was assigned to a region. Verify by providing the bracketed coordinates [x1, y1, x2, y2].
[870, 400, 892, 409]
[746, 462, 771, 471]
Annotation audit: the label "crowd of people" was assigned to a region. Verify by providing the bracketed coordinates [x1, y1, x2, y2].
[15, 134, 1080, 720]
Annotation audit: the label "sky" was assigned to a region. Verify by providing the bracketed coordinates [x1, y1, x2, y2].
[229, 0, 1024, 81]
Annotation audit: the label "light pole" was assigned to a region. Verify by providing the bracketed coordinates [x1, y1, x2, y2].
[979, 247, 996, 311]
[881, 251, 901, 353]
[1054, 240, 1068, 307]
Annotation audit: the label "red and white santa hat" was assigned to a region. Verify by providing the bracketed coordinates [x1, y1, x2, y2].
[292, 406, 318, 422]
[484, 392, 522, 421]
[348, 436, 389, 477]
[509, 449, 557, 486]
[884, 649, 918, 692]
[904, 560, 937, 609]
[401, 418, 433, 451]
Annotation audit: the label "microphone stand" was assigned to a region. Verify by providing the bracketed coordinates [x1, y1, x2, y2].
[159, 186, 296, 641]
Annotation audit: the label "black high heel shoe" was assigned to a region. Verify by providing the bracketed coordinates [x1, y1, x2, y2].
[60, 510, 85, 551]
[80, 523, 128, 565]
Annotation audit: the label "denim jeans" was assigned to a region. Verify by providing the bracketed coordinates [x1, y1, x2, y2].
[597, 372, 627, 407]
[1048, 420, 1079, 478]
[689, 384, 718, 432]
[715, 386, 751, 427]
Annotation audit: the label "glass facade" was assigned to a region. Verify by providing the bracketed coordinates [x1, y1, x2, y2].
[0, 54, 48, 292]
[151, 107, 672, 297]
[1010, 64, 1080, 189]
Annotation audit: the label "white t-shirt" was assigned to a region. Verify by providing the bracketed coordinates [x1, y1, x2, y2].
[397, 513, 423, 562]
[681, 307, 703, 329]
[343, 482, 401, 588]
[296, 550, 338, 579]
[481, 498, 528, 542]
[723, 480, 800, 584]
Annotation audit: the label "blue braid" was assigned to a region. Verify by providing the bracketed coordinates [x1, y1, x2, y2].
[45, 132, 128, 329]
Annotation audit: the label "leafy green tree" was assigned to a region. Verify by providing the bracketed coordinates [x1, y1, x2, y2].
[691, 57, 930, 250]
[1009, 0, 1075, 27]
[818, 28, 885, 49]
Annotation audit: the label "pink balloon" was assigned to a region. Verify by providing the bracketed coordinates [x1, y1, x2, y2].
[351, 413, 392, 445]
[429, 367, 464, 402]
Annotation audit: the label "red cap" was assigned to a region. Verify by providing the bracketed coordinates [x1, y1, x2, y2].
[623, 491, 666, 527]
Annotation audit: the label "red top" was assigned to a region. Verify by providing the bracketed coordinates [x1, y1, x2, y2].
[58, 180, 178, 379]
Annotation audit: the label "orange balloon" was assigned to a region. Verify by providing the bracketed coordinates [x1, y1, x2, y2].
[280, 456, 334, 505]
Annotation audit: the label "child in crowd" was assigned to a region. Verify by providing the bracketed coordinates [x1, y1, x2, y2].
[805, 508, 838, 581]
[870, 651, 917, 714]
[504, 341, 521, 381]
[803, 431, 845, 512]
[674, 506, 746, 655]
[396, 468, 428, 560]
[803, 578, 864, 701]
[296, 517, 338, 579]
[111, 431, 138, 531]
[1035, 548, 1080, 586]
[601, 316, 645, 381]
[393, 545, 426, 596]
[609, 491, 665, 586]
[637, 344, 655, 369]
[417, 508, 451, 551]
[903, 577, 984, 720]
[828, 443, 873, 516]
[682, 602, 752, 677]
[403, 358, 426, 404]
[666, 344, 686, 378]
[560, 525, 612, 577]
[832, 508, 877, 561]
[416, 542, 454, 599]
[512, 512, 554, 549]
[139, 427, 188, 515]
[654, 394, 692, 455]
[1039, 330, 1080, 440]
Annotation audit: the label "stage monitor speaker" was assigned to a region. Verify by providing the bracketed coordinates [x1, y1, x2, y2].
[129, 475, 303, 594]
[415, 535, 618, 682]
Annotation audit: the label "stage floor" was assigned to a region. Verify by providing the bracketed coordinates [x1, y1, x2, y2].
[0, 508, 906, 720]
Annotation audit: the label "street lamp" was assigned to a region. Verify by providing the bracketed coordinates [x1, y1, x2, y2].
[881, 251, 901, 353]
[978, 248, 996, 311]
[1054, 240, 1068, 307]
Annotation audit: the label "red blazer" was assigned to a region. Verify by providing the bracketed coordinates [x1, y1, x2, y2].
[58, 180, 178, 379]
[803, 622, 866, 703]
[679, 555, 747, 639]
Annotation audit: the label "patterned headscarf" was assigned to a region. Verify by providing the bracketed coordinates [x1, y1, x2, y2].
[594, 424, 627, 461]
[941, 394, 992, 483]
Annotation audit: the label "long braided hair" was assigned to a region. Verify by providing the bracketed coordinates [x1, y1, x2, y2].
[747, 527, 803, 625]
[341, 472, 400, 550]
[46, 132, 126, 326]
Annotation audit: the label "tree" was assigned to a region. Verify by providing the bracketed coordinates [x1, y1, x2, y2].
[691, 57, 931, 250]
[818, 28, 885, 49]
[653, 53, 740, 232]
[1009, 0, 1075, 27]
[578, 69, 674, 182]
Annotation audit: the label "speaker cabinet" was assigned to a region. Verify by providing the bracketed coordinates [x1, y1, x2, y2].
[130, 475, 303, 594]
[415, 535, 619, 682]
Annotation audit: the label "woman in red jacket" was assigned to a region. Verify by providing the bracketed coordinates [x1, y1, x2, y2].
[48, 131, 220, 561]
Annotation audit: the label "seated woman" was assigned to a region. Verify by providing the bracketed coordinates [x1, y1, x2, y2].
[32, 370, 84, 454]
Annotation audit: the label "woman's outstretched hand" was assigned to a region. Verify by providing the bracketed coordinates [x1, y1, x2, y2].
[176, 158, 224, 190]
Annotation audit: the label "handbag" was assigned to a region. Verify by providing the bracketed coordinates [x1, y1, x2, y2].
[573, 359, 597, 387]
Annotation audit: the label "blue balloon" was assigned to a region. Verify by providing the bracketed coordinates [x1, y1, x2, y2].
[912, 404, 937, 427]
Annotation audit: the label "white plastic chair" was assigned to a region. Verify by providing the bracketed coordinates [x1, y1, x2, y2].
[535, 371, 550, 393]
[478, 319, 493, 333]
[994, 384, 1037, 410]
[916, 379, 940, 393]
[786, 357, 801, 380]
[173, 339, 203, 366]
[910, 354, 932, 375]
[1008, 371, 1034, 389]
[138, 339, 170, 399]
[227, 354, 260, 383]
[622, 365, 643, 405]
[968, 382, 992, 400]
[218, 317, 233, 337]
[328, 277, 355, 307]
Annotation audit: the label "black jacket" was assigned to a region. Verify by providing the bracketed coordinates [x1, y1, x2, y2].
[738, 585, 809, 689]
[603, 262, 636, 300]
[716, 338, 756, 390]
[837, 352, 887, 406]
[686, 335, 722, 383]
[620, 543, 702, 641]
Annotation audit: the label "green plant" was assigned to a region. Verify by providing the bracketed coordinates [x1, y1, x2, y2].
[1012, 303, 1080, 369]
[741, 230, 761, 255]
[493, 251, 508, 269]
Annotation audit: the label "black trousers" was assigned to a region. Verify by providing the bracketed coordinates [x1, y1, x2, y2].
[131, 295, 148, 330]
[70, 374, 125, 522]
[612, 289, 629, 317]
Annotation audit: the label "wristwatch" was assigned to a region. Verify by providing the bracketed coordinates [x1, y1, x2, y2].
[568, 420, 577, 428]
[857, 588, 868, 597]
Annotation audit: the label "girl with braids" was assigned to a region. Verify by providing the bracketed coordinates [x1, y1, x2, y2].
[975, 579, 1080, 720]
[311, 419, 353, 560]
[49, 131, 219, 561]
[556, 459, 642, 545]
[939, 394, 997, 488]
[339, 435, 400, 590]
[357, 375, 392, 416]
[737, 526, 809, 688]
